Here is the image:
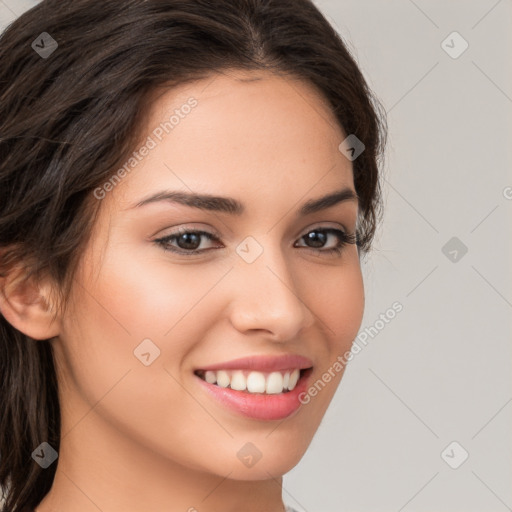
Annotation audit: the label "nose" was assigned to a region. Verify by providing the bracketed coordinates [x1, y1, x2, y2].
[228, 243, 315, 342]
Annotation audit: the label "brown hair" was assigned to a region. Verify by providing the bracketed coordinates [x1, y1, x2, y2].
[0, 0, 386, 510]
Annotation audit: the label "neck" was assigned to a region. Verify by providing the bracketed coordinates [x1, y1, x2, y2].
[35, 409, 287, 512]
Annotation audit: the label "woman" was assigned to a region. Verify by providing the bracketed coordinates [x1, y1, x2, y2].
[0, 0, 386, 511]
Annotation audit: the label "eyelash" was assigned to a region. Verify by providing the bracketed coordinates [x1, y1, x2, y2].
[154, 227, 358, 257]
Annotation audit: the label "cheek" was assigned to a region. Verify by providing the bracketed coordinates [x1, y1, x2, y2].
[305, 257, 364, 383]
[57, 265, 234, 473]
[56, 246, 232, 429]
[75, 241, 231, 343]
[307, 256, 365, 351]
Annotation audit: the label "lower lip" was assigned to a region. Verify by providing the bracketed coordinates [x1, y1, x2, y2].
[194, 368, 313, 421]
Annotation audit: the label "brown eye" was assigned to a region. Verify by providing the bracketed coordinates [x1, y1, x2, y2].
[303, 230, 328, 248]
[295, 228, 357, 254]
[175, 232, 202, 250]
[155, 230, 221, 255]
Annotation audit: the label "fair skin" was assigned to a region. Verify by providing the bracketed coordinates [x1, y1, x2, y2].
[0, 69, 364, 512]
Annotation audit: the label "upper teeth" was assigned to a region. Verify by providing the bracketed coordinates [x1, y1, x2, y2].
[200, 369, 301, 394]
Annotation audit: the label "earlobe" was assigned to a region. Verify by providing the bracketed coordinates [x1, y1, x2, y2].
[0, 266, 60, 340]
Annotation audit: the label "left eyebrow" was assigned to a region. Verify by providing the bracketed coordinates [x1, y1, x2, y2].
[130, 187, 358, 215]
[299, 187, 358, 215]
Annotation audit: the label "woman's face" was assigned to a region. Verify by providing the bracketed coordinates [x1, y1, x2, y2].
[55, 69, 364, 480]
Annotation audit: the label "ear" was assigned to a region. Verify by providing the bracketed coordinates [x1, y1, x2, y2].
[0, 264, 60, 340]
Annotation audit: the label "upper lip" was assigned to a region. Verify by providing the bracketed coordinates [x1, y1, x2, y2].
[196, 354, 313, 372]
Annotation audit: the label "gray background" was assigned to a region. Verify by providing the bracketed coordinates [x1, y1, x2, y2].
[1, 1, 511, 511]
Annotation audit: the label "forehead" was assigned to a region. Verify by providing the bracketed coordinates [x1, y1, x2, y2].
[111, 69, 353, 209]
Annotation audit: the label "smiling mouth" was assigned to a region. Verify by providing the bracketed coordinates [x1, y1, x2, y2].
[194, 367, 312, 395]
